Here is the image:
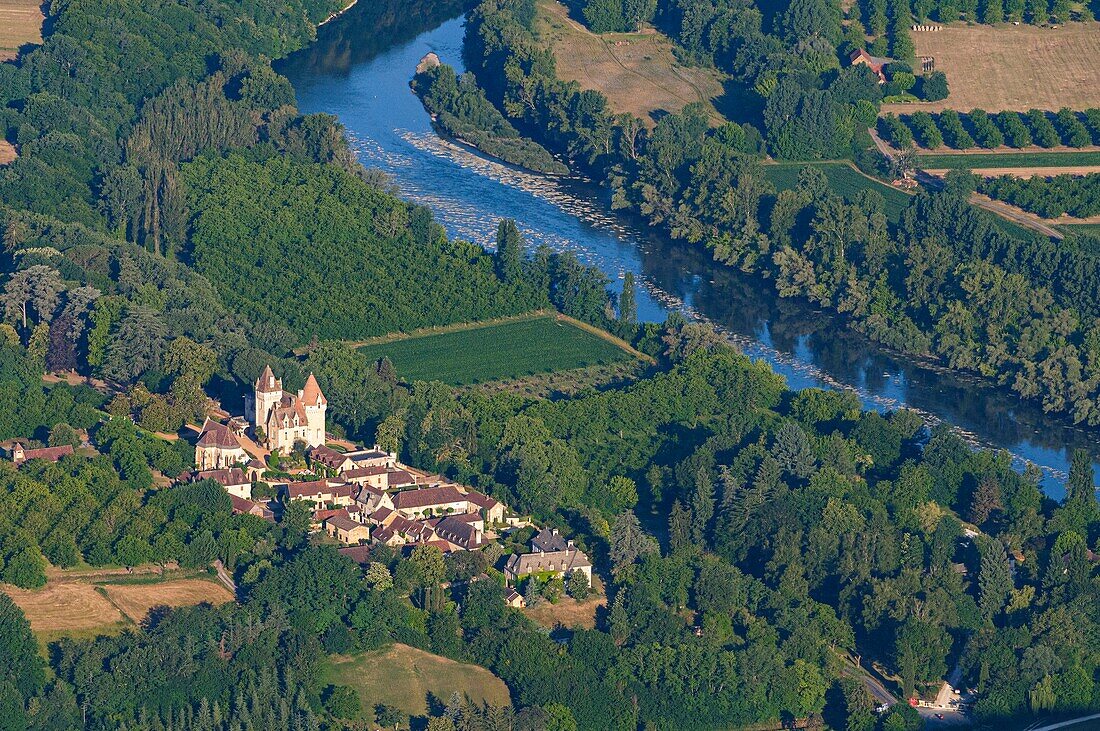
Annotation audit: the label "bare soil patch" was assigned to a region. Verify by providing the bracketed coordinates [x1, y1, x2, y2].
[536, 0, 726, 126]
[103, 578, 234, 623]
[0, 140, 16, 165]
[2, 581, 126, 637]
[524, 593, 606, 629]
[0, 0, 43, 59]
[880, 22, 1100, 113]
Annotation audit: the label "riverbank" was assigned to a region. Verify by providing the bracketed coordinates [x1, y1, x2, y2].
[318, 0, 358, 26]
[279, 11, 1100, 497]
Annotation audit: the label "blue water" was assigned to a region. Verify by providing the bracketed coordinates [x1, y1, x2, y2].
[280, 12, 1100, 499]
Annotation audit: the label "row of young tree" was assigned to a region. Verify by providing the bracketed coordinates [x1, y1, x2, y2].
[880, 108, 1100, 150]
[979, 172, 1100, 219]
[859, 0, 1090, 31]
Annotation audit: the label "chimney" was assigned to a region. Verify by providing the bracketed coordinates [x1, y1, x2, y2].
[567, 539, 574, 550]
[551, 528, 559, 536]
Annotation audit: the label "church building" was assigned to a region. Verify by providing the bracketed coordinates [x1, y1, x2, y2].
[245, 365, 328, 452]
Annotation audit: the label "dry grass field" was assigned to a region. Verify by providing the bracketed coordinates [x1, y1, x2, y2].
[0, 0, 43, 60]
[103, 578, 234, 623]
[2, 581, 127, 640]
[324, 644, 511, 720]
[535, 0, 726, 126]
[881, 23, 1100, 114]
[523, 593, 606, 629]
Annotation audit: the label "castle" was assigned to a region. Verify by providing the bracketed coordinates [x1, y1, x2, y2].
[245, 365, 327, 452]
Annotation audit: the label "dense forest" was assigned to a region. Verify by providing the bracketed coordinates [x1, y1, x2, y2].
[5, 317, 1100, 730]
[2, 0, 1100, 729]
[462, 0, 1100, 426]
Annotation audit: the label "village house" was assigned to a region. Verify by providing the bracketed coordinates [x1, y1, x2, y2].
[230, 494, 275, 521]
[391, 485, 473, 519]
[429, 513, 487, 551]
[244, 365, 327, 452]
[194, 418, 247, 470]
[324, 514, 371, 545]
[504, 535, 593, 588]
[373, 513, 437, 547]
[342, 447, 395, 469]
[531, 527, 569, 553]
[505, 587, 526, 608]
[849, 49, 893, 83]
[195, 467, 252, 499]
[9, 442, 74, 467]
[282, 479, 355, 507]
[309, 445, 356, 473]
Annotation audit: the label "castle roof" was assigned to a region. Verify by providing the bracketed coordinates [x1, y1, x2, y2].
[302, 373, 327, 406]
[255, 364, 282, 393]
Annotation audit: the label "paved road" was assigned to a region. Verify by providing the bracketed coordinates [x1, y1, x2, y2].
[213, 559, 237, 596]
[1025, 713, 1100, 731]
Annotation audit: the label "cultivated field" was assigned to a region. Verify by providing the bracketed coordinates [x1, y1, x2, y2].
[535, 0, 726, 126]
[0, 0, 43, 60]
[357, 313, 643, 385]
[918, 151, 1100, 170]
[323, 644, 511, 719]
[881, 23, 1100, 113]
[2, 581, 126, 640]
[103, 578, 234, 623]
[764, 162, 914, 221]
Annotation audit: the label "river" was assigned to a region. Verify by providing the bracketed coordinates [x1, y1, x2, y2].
[277, 2, 1100, 499]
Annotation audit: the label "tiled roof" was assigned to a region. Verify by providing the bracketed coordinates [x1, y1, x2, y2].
[465, 491, 500, 510]
[505, 548, 592, 576]
[325, 514, 363, 532]
[16, 444, 75, 462]
[255, 364, 281, 393]
[532, 528, 568, 553]
[196, 419, 243, 450]
[391, 485, 465, 510]
[301, 373, 327, 406]
[338, 545, 373, 564]
[310, 445, 348, 469]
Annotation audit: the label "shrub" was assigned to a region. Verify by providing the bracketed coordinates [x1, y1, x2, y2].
[918, 71, 949, 101]
[937, 110, 975, 149]
[1025, 109, 1061, 148]
[908, 111, 944, 148]
[1054, 108, 1091, 148]
[1083, 108, 1100, 145]
[968, 109, 1004, 148]
[997, 111, 1032, 148]
[879, 113, 915, 147]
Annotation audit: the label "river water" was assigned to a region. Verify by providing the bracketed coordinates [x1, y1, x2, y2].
[278, 3, 1100, 498]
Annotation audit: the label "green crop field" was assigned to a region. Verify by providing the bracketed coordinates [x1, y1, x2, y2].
[323, 644, 511, 721]
[356, 314, 640, 385]
[764, 162, 913, 222]
[918, 151, 1100, 170]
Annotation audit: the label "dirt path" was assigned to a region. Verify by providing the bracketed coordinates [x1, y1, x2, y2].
[968, 194, 1066, 239]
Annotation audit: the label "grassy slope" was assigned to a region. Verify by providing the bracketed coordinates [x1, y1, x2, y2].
[357, 313, 641, 385]
[323, 644, 511, 719]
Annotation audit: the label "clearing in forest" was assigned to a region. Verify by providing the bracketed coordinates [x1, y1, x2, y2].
[880, 23, 1100, 114]
[103, 578, 234, 624]
[523, 593, 606, 630]
[323, 644, 511, 719]
[0, 0, 43, 60]
[356, 312, 646, 386]
[534, 0, 726, 126]
[2, 581, 127, 641]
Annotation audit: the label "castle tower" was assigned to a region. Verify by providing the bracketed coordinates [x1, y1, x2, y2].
[300, 372, 327, 446]
[252, 364, 283, 432]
